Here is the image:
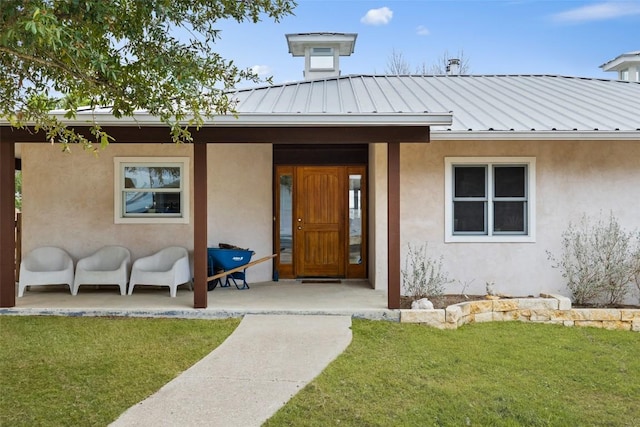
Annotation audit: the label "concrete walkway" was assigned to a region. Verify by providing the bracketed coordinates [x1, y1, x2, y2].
[110, 314, 352, 427]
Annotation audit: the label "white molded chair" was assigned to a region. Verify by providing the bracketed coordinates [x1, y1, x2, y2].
[18, 247, 74, 297]
[128, 246, 191, 297]
[72, 246, 131, 296]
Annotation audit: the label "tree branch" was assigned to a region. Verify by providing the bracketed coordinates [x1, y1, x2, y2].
[0, 46, 105, 88]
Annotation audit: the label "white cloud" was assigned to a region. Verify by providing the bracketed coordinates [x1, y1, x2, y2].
[416, 25, 430, 36]
[251, 65, 272, 76]
[360, 7, 393, 25]
[552, 1, 640, 23]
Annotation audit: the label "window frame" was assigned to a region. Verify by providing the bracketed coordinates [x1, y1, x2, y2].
[114, 157, 190, 224]
[444, 157, 536, 243]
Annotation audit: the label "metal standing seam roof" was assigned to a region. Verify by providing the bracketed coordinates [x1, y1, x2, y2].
[19, 74, 639, 140]
[230, 74, 640, 140]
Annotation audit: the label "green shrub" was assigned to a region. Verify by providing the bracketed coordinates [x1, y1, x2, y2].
[548, 213, 640, 306]
[401, 242, 452, 300]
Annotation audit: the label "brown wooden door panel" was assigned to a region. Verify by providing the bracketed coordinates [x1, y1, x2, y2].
[295, 167, 345, 277]
[302, 230, 341, 275]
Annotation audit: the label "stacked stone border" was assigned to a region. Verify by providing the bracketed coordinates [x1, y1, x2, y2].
[400, 294, 640, 332]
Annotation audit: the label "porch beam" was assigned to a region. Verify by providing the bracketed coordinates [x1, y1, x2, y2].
[193, 142, 208, 308]
[387, 142, 401, 309]
[0, 140, 16, 307]
[1, 126, 431, 144]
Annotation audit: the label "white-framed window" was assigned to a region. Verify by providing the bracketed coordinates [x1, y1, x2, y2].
[309, 47, 335, 70]
[444, 157, 536, 243]
[114, 157, 190, 224]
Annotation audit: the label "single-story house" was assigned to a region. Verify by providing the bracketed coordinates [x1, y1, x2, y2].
[1, 34, 639, 309]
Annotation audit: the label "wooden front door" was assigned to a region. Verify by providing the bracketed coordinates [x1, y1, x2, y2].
[274, 164, 367, 280]
[295, 166, 345, 277]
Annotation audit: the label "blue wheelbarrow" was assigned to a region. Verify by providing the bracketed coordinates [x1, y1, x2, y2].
[207, 248, 254, 290]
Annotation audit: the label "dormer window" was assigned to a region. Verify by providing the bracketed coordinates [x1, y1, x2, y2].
[620, 69, 629, 81]
[310, 47, 335, 70]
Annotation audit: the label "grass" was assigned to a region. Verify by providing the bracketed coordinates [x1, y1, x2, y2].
[266, 321, 640, 427]
[2, 317, 638, 427]
[0, 316, 240, 426]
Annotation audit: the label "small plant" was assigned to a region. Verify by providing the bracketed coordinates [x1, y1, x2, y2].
[457, 279, 475, 298]
[547, 213, 640, 306]
[401, 242, 452, 300]
[485, 281, 496, 296]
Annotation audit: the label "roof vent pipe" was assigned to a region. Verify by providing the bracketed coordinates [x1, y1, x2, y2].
[446, 58, 460, 75]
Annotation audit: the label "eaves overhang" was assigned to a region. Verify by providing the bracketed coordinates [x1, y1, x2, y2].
[431, 130, 640, 141]
[34, 111, 454, 128]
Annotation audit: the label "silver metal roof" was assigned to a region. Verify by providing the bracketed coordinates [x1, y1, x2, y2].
[12, 74, 638, 141]
[231, 75, 640, 140]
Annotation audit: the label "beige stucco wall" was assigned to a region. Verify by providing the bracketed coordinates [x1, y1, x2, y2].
[22, 138, 640, 299]
[22, 143, 274, 283]
[207, 144, 273, 282]
[22, 143, 194, 261]
[369, 143, 388, 292]
[396, 139, 640, 298]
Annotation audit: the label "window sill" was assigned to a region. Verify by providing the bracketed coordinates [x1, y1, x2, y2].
[445, 235, 536, 243]
[115, 216, 189, 225]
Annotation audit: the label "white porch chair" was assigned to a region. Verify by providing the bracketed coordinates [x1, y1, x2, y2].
[128, 246, 191, 297]
[72, 246, 131, 295]
[18, 247, 74, 297]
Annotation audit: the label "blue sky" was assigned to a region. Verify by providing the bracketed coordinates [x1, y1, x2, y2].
[210, 0, 640, 85]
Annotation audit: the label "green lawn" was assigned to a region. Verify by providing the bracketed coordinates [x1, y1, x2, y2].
[0, 316, 240, 426]
[2, 317, 638, 427]
[266, 321, 640, 427]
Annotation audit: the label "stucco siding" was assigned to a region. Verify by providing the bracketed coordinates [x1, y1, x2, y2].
[22, 143, 274, 283]
[399, 139, 640, 298]
[21, 139, 639, 299]
[207, 144, 273, 282]
[369, 143, 388, 291]
[22, 143, 194, 262]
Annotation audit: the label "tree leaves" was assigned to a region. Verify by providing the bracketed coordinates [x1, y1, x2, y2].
[0, 0, 297, 151]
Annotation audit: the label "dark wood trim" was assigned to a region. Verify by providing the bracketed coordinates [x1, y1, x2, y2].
[193, 143, 208, 308]
[387, 142, 401, 309]
[0, 142, 16, 308]
[274, 144, 368, 165]
[2, 126, 430, 144]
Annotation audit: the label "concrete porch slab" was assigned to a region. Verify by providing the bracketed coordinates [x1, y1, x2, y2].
[3, 280, 398, 321]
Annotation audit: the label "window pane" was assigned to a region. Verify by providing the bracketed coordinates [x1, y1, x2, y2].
[454, 166, 486, 197]
[124, 192, 181, 214]
[494, 201, 526, 232]
[453, 201, 485, 233]
[310, 55, 334, 69]
[349, 174, 362, 265]
[124, 192, 154, 213]
[154, 192, 181, 213]
[279, 175, 293, 265]
[494, 166, 525, 197]
[124, 166, 181, 189]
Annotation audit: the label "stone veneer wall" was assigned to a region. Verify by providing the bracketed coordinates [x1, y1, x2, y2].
[400, 294, 640, 332]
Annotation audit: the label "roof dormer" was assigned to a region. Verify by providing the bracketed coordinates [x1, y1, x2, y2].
[600, 51, 640, 82]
